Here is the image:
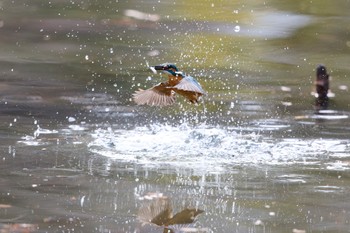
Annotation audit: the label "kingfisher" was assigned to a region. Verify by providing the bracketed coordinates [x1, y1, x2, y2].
[133, 63, 206, 106]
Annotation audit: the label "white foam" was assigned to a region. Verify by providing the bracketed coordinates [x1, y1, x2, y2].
[88, 123, 350, 172]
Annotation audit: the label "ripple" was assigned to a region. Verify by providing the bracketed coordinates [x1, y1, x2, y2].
[295, 110, 349, 121]
[13, 167, 83, 178]
[314, 185, 344, 193]
[2, 95, 43, 103]
[274, 174, 308, 184]
[18, 124, 87, 146]
[326, 161, 350, 171]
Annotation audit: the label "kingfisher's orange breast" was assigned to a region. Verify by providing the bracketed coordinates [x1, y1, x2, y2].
[167, 75, 182, 86]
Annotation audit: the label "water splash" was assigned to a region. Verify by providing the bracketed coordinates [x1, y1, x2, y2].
[88, 123, 350, 172]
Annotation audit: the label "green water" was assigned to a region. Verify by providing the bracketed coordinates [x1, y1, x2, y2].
[1, 0, 350, 232]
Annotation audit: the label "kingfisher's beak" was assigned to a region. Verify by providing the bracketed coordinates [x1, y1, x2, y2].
[149, 65, 169, 74]
[153, 65, 168, 70]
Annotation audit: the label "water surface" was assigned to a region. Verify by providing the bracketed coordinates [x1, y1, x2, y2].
[1, 0, 350, 232]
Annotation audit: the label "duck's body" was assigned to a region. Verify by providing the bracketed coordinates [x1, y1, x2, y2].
[133, 64, 206, 106]
[315, 64, 329, 109]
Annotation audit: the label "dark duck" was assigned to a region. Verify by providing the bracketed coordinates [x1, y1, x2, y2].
[133, 63, 206, 106]
[315, 64, 330, 110]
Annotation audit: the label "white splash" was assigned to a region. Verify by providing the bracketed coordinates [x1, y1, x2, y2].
[88, 123, 350, 172]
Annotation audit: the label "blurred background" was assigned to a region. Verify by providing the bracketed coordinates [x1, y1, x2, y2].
[1, 0, 350, 232]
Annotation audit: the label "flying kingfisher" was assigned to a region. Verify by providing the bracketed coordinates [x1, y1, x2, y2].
[133, 63, 206, 106]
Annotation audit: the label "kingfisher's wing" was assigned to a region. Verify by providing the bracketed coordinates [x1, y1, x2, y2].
[133, 83, 176, 106]
[173, 76, 206, 95]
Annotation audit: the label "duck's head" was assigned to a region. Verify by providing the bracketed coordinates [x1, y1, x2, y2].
[152, 63, 182, 76]
[316, 64, 328, 78]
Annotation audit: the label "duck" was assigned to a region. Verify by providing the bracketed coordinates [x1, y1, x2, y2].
[315, 64, 329, 109]
[133, 63, 206, 106]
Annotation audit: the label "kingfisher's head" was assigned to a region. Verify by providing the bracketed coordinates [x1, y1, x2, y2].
[152, 63, 182, 76]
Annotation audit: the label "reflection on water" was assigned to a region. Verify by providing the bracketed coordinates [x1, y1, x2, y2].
[1, 0, 350, 232]
[222, 11, 313, 39]
[136, 192, 205, 233]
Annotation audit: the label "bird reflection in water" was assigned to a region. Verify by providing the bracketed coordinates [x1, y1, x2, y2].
[136, 193, 206, 233]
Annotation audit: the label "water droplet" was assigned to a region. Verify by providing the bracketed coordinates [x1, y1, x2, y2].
[254, 219, 263, 225]
[80, 196, 85, 207]
[339, 85, 348, 91]
[68, 117, 76, 122]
